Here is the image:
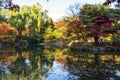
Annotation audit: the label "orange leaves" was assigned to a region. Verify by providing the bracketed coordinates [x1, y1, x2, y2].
[0, 22, 17, 35]
[54, 20, 66, 28]
[68, 20, 80, 28]
[0, 22, 9, 35]
[0, 26, 9, 34]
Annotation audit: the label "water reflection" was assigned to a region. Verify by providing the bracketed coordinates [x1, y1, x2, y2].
[0, 46, 120, 80]
[43, 61, 79, 80]
[68, 51, 120, 80]
[0, 62, 11, 75]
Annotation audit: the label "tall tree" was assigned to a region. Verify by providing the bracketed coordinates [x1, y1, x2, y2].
[85, 14, 114, 46]
[67, 17, 85, 42]
[7, 3, 53, 42]
[80, 4, 117, 46]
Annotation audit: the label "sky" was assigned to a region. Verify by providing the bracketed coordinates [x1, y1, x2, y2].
[12, 0, 105, 22]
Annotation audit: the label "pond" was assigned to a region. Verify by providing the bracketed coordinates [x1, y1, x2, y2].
[0, 46, 120, 80]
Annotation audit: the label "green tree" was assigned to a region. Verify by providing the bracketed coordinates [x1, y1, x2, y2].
[7, 3, 53, 43]
[43, 26, 54, 41]
[8, 11, 27, 37]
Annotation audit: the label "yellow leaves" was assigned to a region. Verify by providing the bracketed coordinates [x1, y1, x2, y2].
[34, 15, 37, 20]
[31, 5, 39, 15]
[40, 10, 46, 15]
[0, 22, 12, 29]
[31, 5, 37, 11]
[18, 19, 22, 24]
[22, 52, 29, 59]
[104, 34, 112, 42]
[37, 58, 41, 70]
[0, 9, 9, 16]
[47, 18, 52, 24]
[1, 3, 52, 38]
[118, 20, 120, 23]
[29, 19, 33, 23]
[9, 11, 18, 17]
[37, 16, 41, 22]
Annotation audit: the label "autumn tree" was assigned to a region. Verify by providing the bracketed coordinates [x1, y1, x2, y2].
[67, 17, 86, 42]
[80, 4, 119, 46]
[85, 14, 114, 46]
[54, 19, 68, 40]
[61, 3, 85, 42]
[0, 0, 19, 23]
[8, 10, 27, 38]
[7, 3, 53, 43]
[0, 22, 17, 43]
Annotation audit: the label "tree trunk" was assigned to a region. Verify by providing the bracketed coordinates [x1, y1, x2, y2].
[94, 36, 99, 46]
[15, 31, 22, 43]
[18, 31, 22, 37]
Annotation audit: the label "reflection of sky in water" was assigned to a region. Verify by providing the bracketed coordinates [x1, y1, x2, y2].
[115, 70, 120, 77]
[0, 46, 120, 79]
[0, 62, 11, 75]
[0, 58, 31, 76]
[42, 61, 80, 80]
[25, 59, 31, 67]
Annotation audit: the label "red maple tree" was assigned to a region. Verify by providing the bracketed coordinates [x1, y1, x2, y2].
[85, 14, 114, 46]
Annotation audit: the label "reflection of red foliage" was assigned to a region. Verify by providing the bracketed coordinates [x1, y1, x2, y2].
[0, 53, 9, 62]
[0, 26, 9, 34]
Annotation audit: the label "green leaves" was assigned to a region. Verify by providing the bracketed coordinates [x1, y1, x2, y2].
[112, 35, 120, 41]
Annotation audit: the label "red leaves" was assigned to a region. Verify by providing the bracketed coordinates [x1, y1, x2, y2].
[85, 14, 114, 37]
[0, 26, 9, 34]
[94, 14, 114, 26]
[67, 13, 115, 41]
[0, 22, 17, 35]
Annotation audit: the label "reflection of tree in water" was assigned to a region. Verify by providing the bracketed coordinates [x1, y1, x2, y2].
[10, 52, 30, 80]
[3, 46, 120, 79]
[66, 50, 120, 80]
[0, 46, 56, 79]
[13, 46, 55, 79]
[0, 46, 71, 80]
[93, 52, 100, 66]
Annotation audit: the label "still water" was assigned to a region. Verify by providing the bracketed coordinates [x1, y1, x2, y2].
[0, 46, 120, 80]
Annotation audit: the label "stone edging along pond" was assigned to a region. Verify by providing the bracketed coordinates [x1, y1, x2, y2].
[70, 46, 120, 53]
